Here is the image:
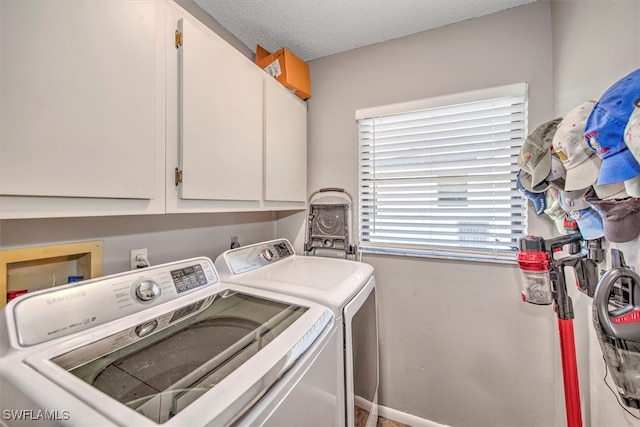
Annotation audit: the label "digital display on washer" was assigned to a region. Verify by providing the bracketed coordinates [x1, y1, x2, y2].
[273, 242, 292, 257]
[171, 264, 207, 293]
[53, 292, 308, 424]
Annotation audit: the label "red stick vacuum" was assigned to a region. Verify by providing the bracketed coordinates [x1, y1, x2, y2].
[517, 233, 603, 427]
[557, 318, 582, 427]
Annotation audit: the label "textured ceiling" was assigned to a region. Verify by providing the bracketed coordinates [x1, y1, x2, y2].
[194, 0, 537, 61]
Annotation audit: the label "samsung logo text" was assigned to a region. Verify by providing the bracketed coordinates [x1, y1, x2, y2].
[46, 291, 87, 305]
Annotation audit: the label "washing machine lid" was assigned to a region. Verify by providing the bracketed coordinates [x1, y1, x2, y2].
[0, 258, 333, 426]
[215, 239, 374, 313]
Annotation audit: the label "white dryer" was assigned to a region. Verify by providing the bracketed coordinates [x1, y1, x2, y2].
[215, 238, 379, 427]
[0, 257, 340, 426]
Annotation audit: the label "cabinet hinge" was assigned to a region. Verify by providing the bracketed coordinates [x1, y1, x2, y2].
[175, 30, 182, 49]
[175, 167, 183, 186]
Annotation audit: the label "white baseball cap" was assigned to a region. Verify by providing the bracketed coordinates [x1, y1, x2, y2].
[625, 175, 640, 198]
[559, 188, 590, 212]
[593, 182, 629, 200]
[624, 98, 640, 164]
[624, 99, 640, 196]
[552, 100, 600, 191]
[518, 118, 563, 191]
[543, 187, 568, 235]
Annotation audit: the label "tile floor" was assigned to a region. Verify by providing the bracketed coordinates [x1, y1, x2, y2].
[355, 406, 410, 427]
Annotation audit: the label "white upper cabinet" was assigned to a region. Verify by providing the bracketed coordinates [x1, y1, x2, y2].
[177, 16, 263, 202]
[264, 77, 308, 203]
[166, 2, 306, 213]
[0, 0, 166, 218]
[0, 0, 307, 219]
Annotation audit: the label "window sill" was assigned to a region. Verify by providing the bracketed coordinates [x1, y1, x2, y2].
[360, 245, 518, 265]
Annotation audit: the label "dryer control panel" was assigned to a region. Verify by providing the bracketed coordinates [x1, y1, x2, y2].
[10, 257, 218, 347]
[220, 239, 295, 275]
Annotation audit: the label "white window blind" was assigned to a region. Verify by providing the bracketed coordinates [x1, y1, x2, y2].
[357, 83, 528, 262]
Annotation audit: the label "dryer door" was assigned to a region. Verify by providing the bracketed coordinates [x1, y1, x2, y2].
[344, 277, 379, 427]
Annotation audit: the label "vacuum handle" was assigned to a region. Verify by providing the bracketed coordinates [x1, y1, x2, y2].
[594, 267, 640, 342]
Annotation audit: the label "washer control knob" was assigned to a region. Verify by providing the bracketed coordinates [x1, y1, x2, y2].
[135, 319, 158, 337]
[261, 248, 274, 261]
[134, 279, 161, 302]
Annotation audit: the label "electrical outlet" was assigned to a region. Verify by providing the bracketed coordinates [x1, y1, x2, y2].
[130, 248, 148, 270]
[229, 236, 239, 249]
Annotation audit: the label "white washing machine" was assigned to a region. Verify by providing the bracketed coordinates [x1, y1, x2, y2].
[0, 257, 340, 426]
[215, 239, 379, 427]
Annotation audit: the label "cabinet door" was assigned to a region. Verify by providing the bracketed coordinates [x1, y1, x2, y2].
[264, 77, 307, 202]
[0, 1, 161, 200]
[177, 17, 263, 202]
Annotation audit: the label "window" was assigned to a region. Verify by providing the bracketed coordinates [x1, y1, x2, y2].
[356, 83, 528, 262]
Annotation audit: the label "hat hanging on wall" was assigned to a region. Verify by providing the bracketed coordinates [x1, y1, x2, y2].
[624, 98, 640, 197]
[593, 181, 629, 200]
[568, 206, 605, 240]
[546, 153, 567, 190]
[584, 186, 640, 243]
[543, 187, 569, 235]
[624, 175, 640, 198]
[552, 100, 600, 191]
[559, 188, 590, 212]
[518, 153, 566, 193]
[584, 68, 640, 185]
[519, 170, 548, 193]
[624, 97, 640, 160]
[516, 171, 546, 215]
[518, 118, 563, 192]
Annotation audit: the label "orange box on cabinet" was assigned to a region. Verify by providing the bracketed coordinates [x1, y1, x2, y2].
[255, 45, 311, 100]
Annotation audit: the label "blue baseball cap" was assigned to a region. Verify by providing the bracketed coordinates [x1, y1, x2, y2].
[568, 207, 604, 240]
[584, 68, 640, 185]
[516, 170, 546, 215]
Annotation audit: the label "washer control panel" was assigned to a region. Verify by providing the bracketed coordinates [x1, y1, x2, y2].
[12, 257, 218, 347]
[222, 239, 295, 275]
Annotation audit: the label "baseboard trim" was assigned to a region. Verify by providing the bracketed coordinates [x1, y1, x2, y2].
[378, 405, 451, 427]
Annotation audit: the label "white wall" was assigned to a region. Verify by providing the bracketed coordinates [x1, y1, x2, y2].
[0, 213, 277, 275]
[552, 1, 640, 426]
[174, 0, 253, 59]
[281, 2, 563, 425]
[552, 0, 639, 117]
